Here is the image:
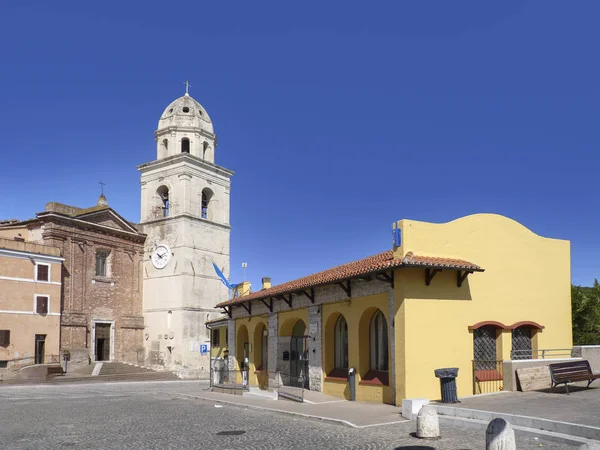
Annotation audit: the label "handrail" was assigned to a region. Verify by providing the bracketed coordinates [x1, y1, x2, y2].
[1, 354, 61, 368]
[510, 348, 573, 360]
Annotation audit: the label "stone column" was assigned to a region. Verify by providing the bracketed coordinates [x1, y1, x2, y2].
[388, 288, 396, 405]
[307, 305, 322, 392]
[268, 312, 278, 387]
[227, 319, 236, 371]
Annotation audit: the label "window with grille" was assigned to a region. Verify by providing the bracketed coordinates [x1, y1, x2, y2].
[212, 329, 220, 347]
[36, 296, 49, 315]
[96, 251, 109, 277]
[0, 361, 7, 368]
[512, 326, 533, 360]
[474, 325, 498, 370]
[370, 311, 389, 371]
[0, 330, 10, 347]
[36, 263, 49, 282]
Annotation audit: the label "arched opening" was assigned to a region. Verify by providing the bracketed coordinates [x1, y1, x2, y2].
[156, 186, 169, 218]
[236, 325, 249, 372]
[512, 326, 533, 360]
[370, 310, 388, 372]
[254, 323, 268, 371]
[334, 315, 348, 371]
[358, 308, 389, 386]
[290, 319, 308, 388]
[201, 188, 213, 220]
[203, 141, 209, 160]
[472, 324, 504, 393]
[181, 138, 190, 153]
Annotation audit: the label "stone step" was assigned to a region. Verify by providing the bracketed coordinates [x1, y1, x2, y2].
[99, 362, 160, 375]
[243, 387, 278, 401]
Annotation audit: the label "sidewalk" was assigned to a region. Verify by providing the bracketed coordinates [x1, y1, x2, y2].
[174, 389, 406, 428]
[451, 383, 600, 429]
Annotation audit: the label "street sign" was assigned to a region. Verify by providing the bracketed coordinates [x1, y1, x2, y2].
[200, 344, 208, 354]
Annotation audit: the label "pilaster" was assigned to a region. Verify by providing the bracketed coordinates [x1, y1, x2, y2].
[308, 305, 322, 391]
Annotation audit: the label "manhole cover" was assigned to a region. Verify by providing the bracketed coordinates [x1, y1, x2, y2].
[217, 430, 246, 436]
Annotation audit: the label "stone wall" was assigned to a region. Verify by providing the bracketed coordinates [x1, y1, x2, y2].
[572, 346, 600, 373]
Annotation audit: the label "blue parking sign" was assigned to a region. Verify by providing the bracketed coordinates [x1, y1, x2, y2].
[200, 344, 208, 354]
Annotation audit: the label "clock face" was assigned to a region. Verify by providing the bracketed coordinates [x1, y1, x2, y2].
[151, 244, 171, 269]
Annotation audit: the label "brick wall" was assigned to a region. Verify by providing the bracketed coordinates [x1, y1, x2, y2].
[41, 218, 145, 364]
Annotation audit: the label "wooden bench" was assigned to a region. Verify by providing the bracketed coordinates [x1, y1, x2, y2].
[548, 360, 600, 394]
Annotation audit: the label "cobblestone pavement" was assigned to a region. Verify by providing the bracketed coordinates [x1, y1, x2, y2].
[0, 381, 576, 449]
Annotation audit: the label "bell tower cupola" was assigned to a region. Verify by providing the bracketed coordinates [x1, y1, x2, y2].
[155, 81, 216, 163]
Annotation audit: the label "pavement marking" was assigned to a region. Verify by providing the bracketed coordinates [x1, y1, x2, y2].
[305, 400, 347, 405]
[355, 420, 410, 428]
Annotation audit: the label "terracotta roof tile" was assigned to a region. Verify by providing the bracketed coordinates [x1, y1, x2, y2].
[216, 250, 483, 308]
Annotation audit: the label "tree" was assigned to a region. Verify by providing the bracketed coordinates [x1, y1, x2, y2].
[572, 280, 600, 345]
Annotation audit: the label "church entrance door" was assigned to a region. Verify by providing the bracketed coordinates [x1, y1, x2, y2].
[95, 323, 111, 361]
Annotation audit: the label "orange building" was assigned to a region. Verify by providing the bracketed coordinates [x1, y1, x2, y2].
[0, 237, 63, 371]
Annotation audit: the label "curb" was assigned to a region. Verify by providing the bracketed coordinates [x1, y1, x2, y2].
[438, 415, 600, 449]
[175, 393, 409, 429]
[431, 404, 600, 447]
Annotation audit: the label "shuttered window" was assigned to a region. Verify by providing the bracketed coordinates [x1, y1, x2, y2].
[36, 296, 49, 315]
[36, 264, 49, 282]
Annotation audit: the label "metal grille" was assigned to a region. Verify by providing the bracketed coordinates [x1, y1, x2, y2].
[511, 326, 532, 360]
[473, 326, 497, 370]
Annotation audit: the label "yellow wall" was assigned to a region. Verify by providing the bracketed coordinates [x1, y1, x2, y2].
[210, 326, 228, 358]
[321, 294, 394, 404]
[393, 214, 571, 401]
[235, 316, 268, 387]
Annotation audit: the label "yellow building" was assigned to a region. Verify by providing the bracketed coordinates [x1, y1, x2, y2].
[215, 214, 572, 405]
[0, 237, 64, 372]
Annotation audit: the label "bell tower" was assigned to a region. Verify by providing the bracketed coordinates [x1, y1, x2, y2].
[138, 86, 233, 376]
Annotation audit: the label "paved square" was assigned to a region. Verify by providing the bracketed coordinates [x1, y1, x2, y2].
[0, 381, 576, 449]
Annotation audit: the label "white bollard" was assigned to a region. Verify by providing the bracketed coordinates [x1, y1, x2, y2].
[416, 405, 440, 439]
[486, 418, 516, 450]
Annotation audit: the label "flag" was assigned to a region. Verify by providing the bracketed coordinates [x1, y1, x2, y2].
[212, 262, 236, 290]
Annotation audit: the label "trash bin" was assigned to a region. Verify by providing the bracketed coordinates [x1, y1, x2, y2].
[434, 367, 459, 403]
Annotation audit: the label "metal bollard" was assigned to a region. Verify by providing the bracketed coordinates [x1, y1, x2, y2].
[348, 368, 356, 401]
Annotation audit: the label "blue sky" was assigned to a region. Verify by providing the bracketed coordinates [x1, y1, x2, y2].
[1, 1, 598, 287]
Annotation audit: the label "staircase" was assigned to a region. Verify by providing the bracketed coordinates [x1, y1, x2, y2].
[97, 362, 179, 381]
[51, 362, 180, 384]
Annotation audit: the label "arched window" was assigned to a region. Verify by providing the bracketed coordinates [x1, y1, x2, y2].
[157, 186, 169, 217]
[203, 141, 209, 160]
[201, 188, 213, 219]
[512, 326, 533, 360]
[334, 315, 348, 370]
[474, 325, 498, 370]
[369, 311, 388, 371]
[181, 138, 190, 153]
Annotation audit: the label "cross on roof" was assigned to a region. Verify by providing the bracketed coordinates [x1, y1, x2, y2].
[184, 80, 191, 96]
[98, 181, 105, 195]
